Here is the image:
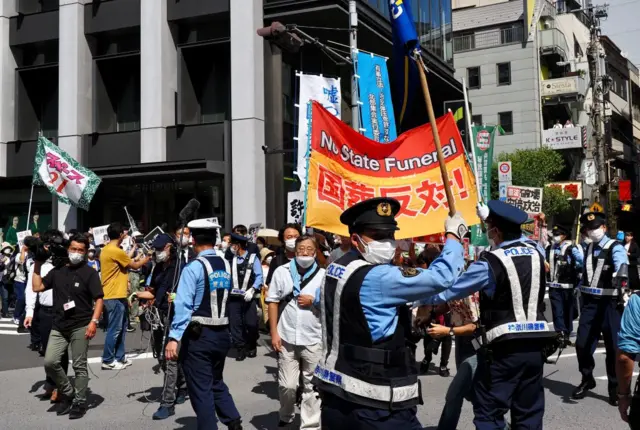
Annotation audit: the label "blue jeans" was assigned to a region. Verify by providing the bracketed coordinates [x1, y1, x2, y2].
[437, 337, 478, 430]
[13, 281, 26, 322]
[102, 299, 127, 364]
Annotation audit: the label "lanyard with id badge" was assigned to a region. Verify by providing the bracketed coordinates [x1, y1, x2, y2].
[63, 274, 80, 312]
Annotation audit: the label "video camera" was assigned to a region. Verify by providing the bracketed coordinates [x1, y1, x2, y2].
[24, 234, 69, 268]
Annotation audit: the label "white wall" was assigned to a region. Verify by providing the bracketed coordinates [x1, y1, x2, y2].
[0, 1, 16, 178]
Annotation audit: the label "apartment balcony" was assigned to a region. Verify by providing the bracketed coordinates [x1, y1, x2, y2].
[539, 28, 569, 59]
[452, 26, 523, 53]
[541, 76, 587, 104]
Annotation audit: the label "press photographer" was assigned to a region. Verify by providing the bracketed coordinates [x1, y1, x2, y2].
[134, 234, 188, 420]
[31, 233, 104, 420]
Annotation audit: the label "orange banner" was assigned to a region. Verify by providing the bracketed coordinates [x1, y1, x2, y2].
[305, 102, 480, 239]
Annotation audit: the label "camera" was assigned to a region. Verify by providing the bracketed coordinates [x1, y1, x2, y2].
[24, 235, 69, 268]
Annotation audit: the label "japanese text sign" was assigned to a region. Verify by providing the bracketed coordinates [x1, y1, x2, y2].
[305, 102, 480, 239]
[506, 185, 543, 215]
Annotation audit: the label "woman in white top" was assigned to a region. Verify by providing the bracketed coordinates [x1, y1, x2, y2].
[266, 235, 325, 430]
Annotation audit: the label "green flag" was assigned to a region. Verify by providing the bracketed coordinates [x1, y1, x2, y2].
[470, 125, 498, 246]
[32, 136, 102, 211]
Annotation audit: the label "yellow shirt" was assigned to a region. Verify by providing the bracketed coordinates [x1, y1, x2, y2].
[100, 242, 132, 299]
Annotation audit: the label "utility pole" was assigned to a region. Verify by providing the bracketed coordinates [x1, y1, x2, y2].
[585, 3, 610, 214]
[349, 0, 360, 132]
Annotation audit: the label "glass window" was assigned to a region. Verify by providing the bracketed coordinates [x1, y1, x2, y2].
[471, 114, 483, 125]
[497, 62, 511, 86]
[468, 67, 481, 89]
[499, 111, 513, 134]
[116, 69, 141, 132]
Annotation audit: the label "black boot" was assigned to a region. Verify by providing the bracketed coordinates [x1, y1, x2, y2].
[228, 418, 243, 429]
[246, 347, 257, 358]
[419, 359, 431, 374]
[69, 402, 87, 419]
[236, 348, 246, 362]
[56, 394, 73, 416]
[571, 378, 596, 400]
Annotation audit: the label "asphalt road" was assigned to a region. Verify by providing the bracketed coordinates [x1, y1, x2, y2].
[0, 319, 628, 430]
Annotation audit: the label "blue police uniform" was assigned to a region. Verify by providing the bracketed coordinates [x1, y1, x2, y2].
[572, 211, 629, 405]
[168, 219, 242, 430]
[546, 225, 583, 345]
[227, 233, 263, 360]
[421, 200, 556, 430]
[312, 197, 466, 430]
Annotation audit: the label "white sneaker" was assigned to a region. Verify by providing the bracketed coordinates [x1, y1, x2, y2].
[119, 359, 133, 368]
[102, 361, 127, 370]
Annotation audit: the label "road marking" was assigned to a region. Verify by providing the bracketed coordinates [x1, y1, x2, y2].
[558, 348, 606, 359]
[85, 352, 155, 365]
[0, 318, 14, 322]
[596, 372, 638, 381]
[0, 330, 27, 336]
[0, 323, 18, 329]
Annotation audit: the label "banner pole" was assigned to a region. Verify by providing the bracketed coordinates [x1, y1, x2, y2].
[414, 51, 456, 216]
[26, 183, 35, 231]
[462, 76, 483, 202]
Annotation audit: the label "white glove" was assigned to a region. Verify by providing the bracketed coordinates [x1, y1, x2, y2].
[244, 289, 255, 302]
[445, 213, 469, 239]
[476, 202, 490, 221]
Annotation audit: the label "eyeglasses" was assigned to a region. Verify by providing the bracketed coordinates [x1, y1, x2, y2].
[296, 247, 316, 256]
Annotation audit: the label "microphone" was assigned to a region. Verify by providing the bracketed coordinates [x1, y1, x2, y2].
[179, 199, 200, 222]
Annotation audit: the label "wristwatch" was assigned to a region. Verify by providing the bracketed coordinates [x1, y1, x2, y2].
[449, 327, 455, 337]
[90, 319, 100, 324]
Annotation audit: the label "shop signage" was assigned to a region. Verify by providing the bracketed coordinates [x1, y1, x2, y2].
[542, 127, 583, 150]
[541, 76, 579, 97]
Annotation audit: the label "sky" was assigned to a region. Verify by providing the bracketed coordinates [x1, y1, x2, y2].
[594, 0, 640, 66]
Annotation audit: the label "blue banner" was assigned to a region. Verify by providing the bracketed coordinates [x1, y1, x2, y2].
[389, 0, 420, 130]
[356, 52, 397, 143]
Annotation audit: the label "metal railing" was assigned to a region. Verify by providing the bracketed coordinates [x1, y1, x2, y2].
[538, 28, 570, 58]
[453, 26, 524, 53]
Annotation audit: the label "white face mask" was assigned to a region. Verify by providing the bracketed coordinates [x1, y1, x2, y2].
[588, 227, 605, 243]
[180, 236, 190, 247]
[230, 245, 238, 256]
[285, 238, 297, 251]
[68, 252, 84, 265]
[553, 235, 563, 244]
[265, 256, 273, 265]
[295, 256, 315, 269]
[156, 251, 169, 263]
[220, 242, 229, 251]
[487, 227, 498, 248]
[88, 252, 95, 260]
[358, 236, 396, 265]
[582, 236, 592, 244]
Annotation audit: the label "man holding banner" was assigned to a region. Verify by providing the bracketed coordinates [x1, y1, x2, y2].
[312, 197, 468, 429]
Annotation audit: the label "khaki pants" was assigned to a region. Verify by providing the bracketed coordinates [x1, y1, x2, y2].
[44, 326, 90, 403]
[278, 340, 322, 429]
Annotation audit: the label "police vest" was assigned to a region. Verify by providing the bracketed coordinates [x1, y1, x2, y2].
[312, 251, 420, 411]
[191, 255, 232, 326]
[581, 239, 619, 297]
[479, 242, 554, 344]
[230, 253, 257, 297]
[546, 242, 579, 289]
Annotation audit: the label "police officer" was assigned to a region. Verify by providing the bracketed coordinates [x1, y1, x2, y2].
[165, 218, 242, 430]
[313, 197, 468, 429]
[572, 211, 629, 406]
[420, 200, 556, 429]
[547, 224, 583, 347]
[227, 233, 263, 361]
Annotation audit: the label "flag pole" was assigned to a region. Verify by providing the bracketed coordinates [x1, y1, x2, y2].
[462, 76, 483, 202]
[413, 51, 456, 215]
[26, 183, 34, 231]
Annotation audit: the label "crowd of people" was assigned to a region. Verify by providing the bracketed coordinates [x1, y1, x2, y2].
[0, 197, 639, 429]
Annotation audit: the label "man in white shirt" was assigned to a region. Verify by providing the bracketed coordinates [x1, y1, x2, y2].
[266, 235, 325, 429]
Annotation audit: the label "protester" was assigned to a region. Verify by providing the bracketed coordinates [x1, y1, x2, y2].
[86, 247, 100, 273]
[12, 244, 29, 330]
[328, 234, 351, 264]
[32, 233, 104, 419]
[266, 234, 324, 429]
[217, 233, 231, 258]
[0, 242, 13, 318]
[100, 222, 150, 370]
[265, 223, 302, 287]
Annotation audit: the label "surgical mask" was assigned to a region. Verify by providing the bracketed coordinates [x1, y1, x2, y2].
[220, 242, 229, 251]
[230, 245, 238, 256]
[3, 249, 11, 256]
[295, 256, 315, 269]
[88, 252, 95, 259]
[553, 235, 563, 244]
[156, 251, 169, 263]
[588, 227, 605, 243]
[358, 236, 396, 265]
[285, 238, 297, 251]
[265, 256, 273, 265]
[68, 252, 84, 265]
[582, 236, 592, 244]
[257, 244, 264, 251]
[180, 236, 190, 247]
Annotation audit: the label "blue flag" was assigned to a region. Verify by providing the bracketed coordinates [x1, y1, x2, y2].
[389, 0, 420, 130]
[356, 52, 397, 143]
